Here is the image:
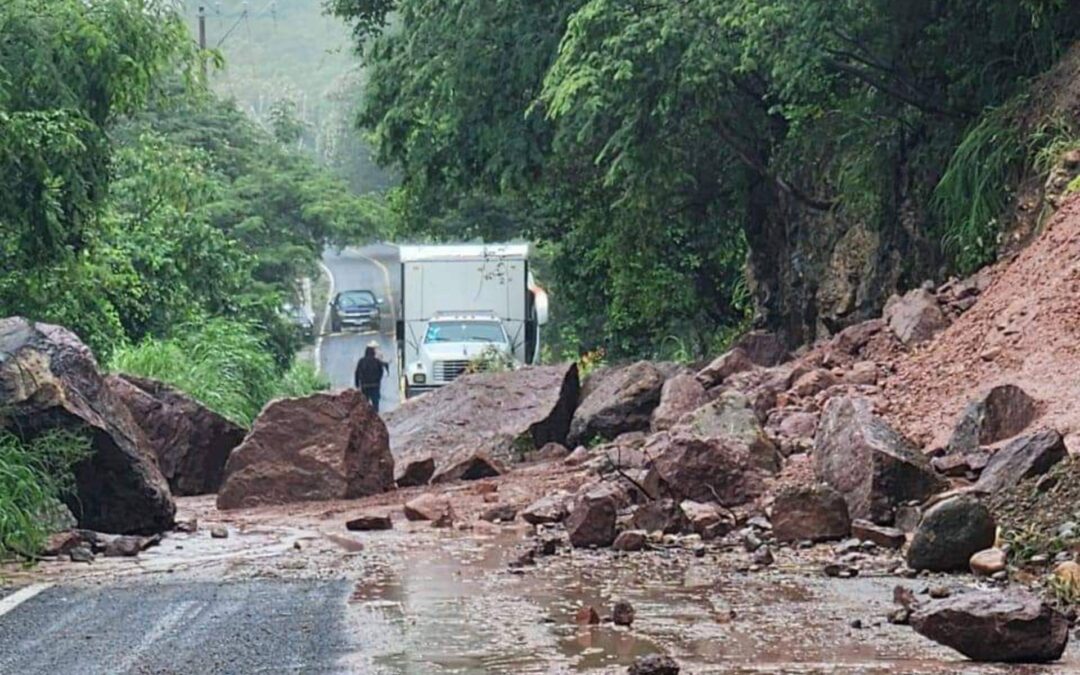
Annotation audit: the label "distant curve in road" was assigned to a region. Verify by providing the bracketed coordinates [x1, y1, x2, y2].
[317, 244, 402, 414]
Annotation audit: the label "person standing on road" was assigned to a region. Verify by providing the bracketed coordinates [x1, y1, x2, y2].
[354, 341, 389, 412]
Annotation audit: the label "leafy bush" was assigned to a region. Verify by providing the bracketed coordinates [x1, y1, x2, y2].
[110, 319, 325, 427]
[273, 360, 330, 400]
[0, 429, 90, 560]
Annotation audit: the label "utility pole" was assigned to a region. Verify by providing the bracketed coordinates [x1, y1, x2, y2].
[198, 6, 207, 84]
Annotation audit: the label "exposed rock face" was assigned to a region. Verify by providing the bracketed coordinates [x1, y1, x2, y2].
[680, 500, 730, 539]
[696, 348, 754, 389]
[771, 485, 851, 543]
[674, 391, 780, 471]
[974, 429, 1066, 494]
[0, 317, 175, 534]
[911, 590, 1068, 663]
[814, 396, 946, 523]
[216, 389, 394, 510]
[569, 361, 664, 446]
[648, 433, 765, 506]
[884, 288, 948, 346]
[566, 485, 618, 548]
[651, 374, 708, 432]
[907, 496, 996, 572]
[386, 363, 579, 474]
[789, 369, 838, 398]
[106, 374, 245, 496]
[628, 498, 684, 534]
[948, 384, 1040, 454]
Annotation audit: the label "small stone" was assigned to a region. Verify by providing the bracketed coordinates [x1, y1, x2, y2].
[887, 608, 910, 625]
[851, 520, 906, 550]
[210, 526, 229, 539]
[1030, 554, 1050, 565]
[970, 548, 1007, 576]
[575, 605, 600, 625]
[174, 519, 198, 534]
[536, 537, 561, 556]
[991, 570, 1008, 582]
[345, 514, 393, 531]
[752, 546, 774, 567]
[480, 504, 518, 523]
[747, 516, 772, 531]
[613, 530, 647, 552]
[1053, 561, 1080, 590]
[693, 544, 706, 558]
[928, 585, 951, 599]
[69, 546, 94, 563]
[103, 536, 143, 558]
[742, 531, 763, 552]
[613, 600, 636, 626]
[849, 618, 863, 629]
[628, 654, 680, 675]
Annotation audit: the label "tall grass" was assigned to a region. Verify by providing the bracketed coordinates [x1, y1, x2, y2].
[0, 429, 90, 560]
[110, 319, 327, 427]
[933, 102, 1027, 275]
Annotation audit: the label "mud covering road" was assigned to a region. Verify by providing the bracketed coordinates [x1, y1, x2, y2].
[319, 244, 402, 412]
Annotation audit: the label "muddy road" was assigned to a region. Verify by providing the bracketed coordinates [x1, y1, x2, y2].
[2, 478, 1076, 674]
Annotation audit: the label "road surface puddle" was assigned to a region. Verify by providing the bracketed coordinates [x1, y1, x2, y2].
[337, 530, 1073, 673]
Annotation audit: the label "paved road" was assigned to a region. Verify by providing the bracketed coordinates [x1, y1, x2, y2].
[0, 581, 352, 674]
[318, 244, 401, 413]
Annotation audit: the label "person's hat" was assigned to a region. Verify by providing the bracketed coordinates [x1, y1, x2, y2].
[367, 340, 379, 349]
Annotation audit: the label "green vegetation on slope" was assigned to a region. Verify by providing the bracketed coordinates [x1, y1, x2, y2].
[330, 0, 1080, 358]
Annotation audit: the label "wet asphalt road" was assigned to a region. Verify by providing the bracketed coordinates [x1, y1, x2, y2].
[0, 581, 352, 675]
[318, 244, 402, 413]
[0, 246, 403, 675]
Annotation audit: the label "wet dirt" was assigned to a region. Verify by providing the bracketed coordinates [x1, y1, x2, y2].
[4, 484, 1079, 673]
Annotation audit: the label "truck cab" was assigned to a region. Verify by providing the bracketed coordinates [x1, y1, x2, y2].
[405, 311, 513, 396]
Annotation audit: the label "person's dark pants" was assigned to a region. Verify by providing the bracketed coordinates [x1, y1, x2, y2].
[361, 386, 381, 413]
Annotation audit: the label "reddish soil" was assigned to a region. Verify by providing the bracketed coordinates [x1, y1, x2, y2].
[876, 195, 1080, 453]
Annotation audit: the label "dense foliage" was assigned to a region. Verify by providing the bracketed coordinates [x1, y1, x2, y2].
[0, 0, 382, 367]
[332, 0, 1080, 357]
[0, 430, 90, 559]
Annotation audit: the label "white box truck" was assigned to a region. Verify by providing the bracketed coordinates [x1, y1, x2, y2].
[397, 243, 549, 398]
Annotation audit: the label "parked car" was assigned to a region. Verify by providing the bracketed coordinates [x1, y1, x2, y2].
[282, 304, 314, 340]
[330, 289, 382, 332]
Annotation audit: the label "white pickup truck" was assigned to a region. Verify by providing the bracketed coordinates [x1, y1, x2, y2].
[396, 244, 549, 398]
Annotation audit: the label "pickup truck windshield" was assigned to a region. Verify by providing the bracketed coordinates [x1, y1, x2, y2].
[424, 321, 506, 344]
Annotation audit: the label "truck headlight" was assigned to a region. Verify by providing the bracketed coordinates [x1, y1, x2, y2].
[413, 373, 426, 384]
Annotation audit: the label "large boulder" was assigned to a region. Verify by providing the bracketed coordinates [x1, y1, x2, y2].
[674, 391, 780, 471]
[216, 389, 394, 509]
[771, 484, 851, 543]
[911, 590, 1068, 663]
[385, 363, 579, 474]
[569, 361, 665, 446]
[906, 496, 996, 572]
[974, 429, 1067, 494]
[814, 396, 946, 524]
[0, 317, 174, 534]
[106, 374, 245, 496]
[650, 374, 707, 432]
[648, 432, 765, 506]
[947, 384, 1039, 454]
[884, 288, 948, 346]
